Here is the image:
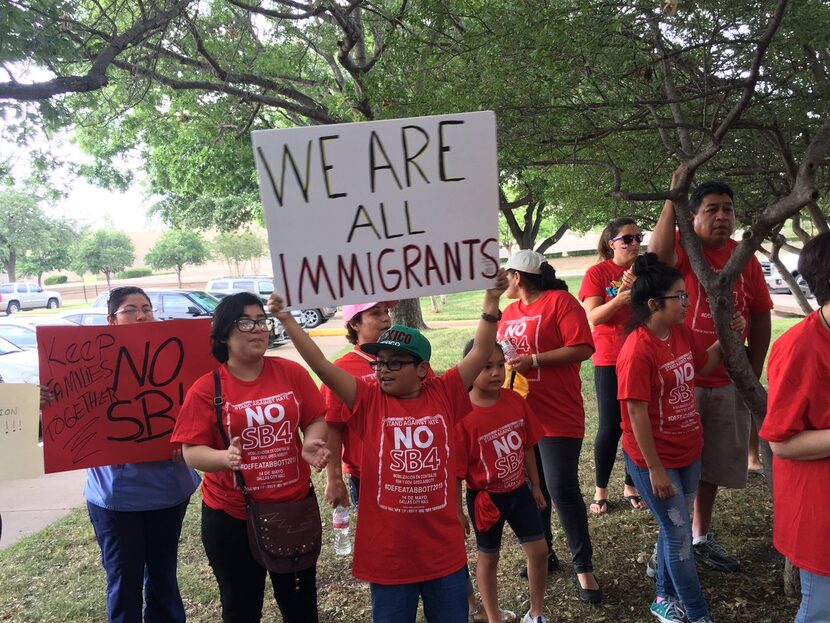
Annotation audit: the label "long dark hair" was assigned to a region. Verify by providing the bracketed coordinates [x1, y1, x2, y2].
[596, 217, 638, 261]
[106, 286, 151, 319]
[512, 261, 569, 292]
[211, 292, 265, 363]
[627, 253, 683, 331]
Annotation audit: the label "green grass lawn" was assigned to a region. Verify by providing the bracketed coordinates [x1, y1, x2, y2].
[0, 316, 804, 622]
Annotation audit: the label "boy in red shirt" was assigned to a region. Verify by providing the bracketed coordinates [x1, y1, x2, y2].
[269, 270, 507, 623]
[456, 340, 548, 623]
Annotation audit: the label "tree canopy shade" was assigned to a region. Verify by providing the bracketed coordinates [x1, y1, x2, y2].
[3, 0, 829, 336]
[71, 229, 136, 291]
[145, 229, 209, 287]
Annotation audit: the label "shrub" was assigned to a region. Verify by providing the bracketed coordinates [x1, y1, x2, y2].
[44, 275, 68, 285]
[116, 267, 153, 279]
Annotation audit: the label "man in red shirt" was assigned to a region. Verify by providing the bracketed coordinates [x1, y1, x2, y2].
[649, 171, 772, 572]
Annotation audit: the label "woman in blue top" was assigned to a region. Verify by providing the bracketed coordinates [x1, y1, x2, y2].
[84, 286, 201, 623]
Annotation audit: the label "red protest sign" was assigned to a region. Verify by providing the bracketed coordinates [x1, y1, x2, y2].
[38, 319, 215, 473]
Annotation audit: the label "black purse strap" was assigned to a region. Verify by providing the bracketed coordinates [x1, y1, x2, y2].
[213, 370, 250, 497]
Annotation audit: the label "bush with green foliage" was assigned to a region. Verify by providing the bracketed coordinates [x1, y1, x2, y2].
[43, 275, 68, 285]
[116, 267, 152, 279]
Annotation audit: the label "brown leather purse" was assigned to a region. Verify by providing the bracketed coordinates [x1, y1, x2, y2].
[213, 371, 322, 573]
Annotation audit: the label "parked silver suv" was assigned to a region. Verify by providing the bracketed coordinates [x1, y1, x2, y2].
[205, 276, 336, 328]
[0, 282, 62, 314]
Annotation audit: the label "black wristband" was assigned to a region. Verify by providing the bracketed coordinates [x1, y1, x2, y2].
[481, 310, 501, 323]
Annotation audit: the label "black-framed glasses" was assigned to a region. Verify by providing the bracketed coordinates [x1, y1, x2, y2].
[656, 292, 690, 304]
[115, 306, 155, 316]
[234, 317, 273, 332]
[369, 359, 418, 371]
[611, 233, 644, 245]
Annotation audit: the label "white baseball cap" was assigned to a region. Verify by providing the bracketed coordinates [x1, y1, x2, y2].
[505, 250, 545, 274]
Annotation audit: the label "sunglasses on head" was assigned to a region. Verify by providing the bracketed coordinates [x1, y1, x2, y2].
[611, 233, 644, 245]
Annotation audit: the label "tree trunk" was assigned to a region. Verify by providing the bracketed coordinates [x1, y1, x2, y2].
[5, 248, 16, 282]
[429, 296, 439, 313]
[105, 271, 112, 291]
[37, 272, 43, 287]
[392, 298, 427, 329]
[784, 559, 801, 598]
[176, 266, 183, 288]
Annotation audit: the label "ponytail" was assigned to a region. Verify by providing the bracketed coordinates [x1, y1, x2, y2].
[515, 261, 569, 292]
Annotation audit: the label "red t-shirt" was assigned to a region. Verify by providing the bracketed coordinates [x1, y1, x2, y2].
[616, 324, 706, 469]
[674, 232, 773, 388]
[498, 289, 594, 438]
[760, 312, 830, 577]
[172, 358, 325, 520]
[343, 366, 470, 584]
[322, 347, 376, 479]
[455, 388, 542, 493]
[578, 259, 633, 366]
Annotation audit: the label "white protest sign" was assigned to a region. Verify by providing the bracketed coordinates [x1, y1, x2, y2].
[0, 384, 43, 480]
[252, 111, 500, 309]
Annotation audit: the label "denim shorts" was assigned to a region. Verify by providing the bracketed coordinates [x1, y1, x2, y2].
[466, 484, 545, 553]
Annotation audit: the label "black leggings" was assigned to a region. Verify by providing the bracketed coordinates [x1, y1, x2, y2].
[201, 502, 319, 623]
[593, 365, 634, 489]
[536, 437, 594, 574]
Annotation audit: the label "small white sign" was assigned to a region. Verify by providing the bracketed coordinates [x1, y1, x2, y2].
[252, 111, 500, 309]
[0, 384, 43, 480]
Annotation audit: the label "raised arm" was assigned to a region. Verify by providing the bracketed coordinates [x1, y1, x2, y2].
[649, 165, 685, 266]
[456, 269, 508, 387]
[268, 294, 358, 409]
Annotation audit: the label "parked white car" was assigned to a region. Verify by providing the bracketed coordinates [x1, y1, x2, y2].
[0, 334, 39, 383]
[205, 276, 336, 328]
[0, 282, 63, 314]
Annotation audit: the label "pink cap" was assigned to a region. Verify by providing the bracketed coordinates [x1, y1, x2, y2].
[342, 301, 398, 322]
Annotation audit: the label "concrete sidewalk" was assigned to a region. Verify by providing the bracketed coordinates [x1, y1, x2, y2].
[0, 470, 86, 549]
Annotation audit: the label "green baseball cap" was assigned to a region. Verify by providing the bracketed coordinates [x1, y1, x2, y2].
[360, 325, 432, 362]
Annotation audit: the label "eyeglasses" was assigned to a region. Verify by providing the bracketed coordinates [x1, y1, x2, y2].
[115, 306, 155, 316]
[656, 292, 690, 304]
[611, 233, 644, 246]
[369, 359, 418, 371]
[234, 317, 273, 332]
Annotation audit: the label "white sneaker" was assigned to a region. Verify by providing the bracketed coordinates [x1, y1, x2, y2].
[522, 612, 549, 623]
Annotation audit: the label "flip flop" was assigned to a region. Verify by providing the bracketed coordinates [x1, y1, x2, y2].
[624, 494, 645, 510]
[590, 499, 609, 515]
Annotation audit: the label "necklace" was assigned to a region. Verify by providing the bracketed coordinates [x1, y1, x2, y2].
[820, 306, 830, 331]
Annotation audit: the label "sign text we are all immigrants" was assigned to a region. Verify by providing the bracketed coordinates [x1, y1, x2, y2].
[252, 111, 501, 309]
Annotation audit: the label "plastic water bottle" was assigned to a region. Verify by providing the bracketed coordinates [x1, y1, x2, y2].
[332, 505, 351, 556]
[498, 338, 519, 362]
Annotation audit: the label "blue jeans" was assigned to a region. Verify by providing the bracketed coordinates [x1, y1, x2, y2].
[797, 568, 830, 623]
[370, 565, 468, 623]
[625, 454, 709, 621]
[87, 500, 189, 623]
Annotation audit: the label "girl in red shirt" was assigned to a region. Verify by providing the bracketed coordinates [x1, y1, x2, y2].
[578, 217, 646, 514]
[760, 231, 830, 623]
[173, 292, 329, 623]
[616, 254, 741, 623]
[497, 250, 600, 602]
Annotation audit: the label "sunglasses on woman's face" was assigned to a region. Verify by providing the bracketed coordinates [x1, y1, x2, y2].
[611, 233, 644, 246]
